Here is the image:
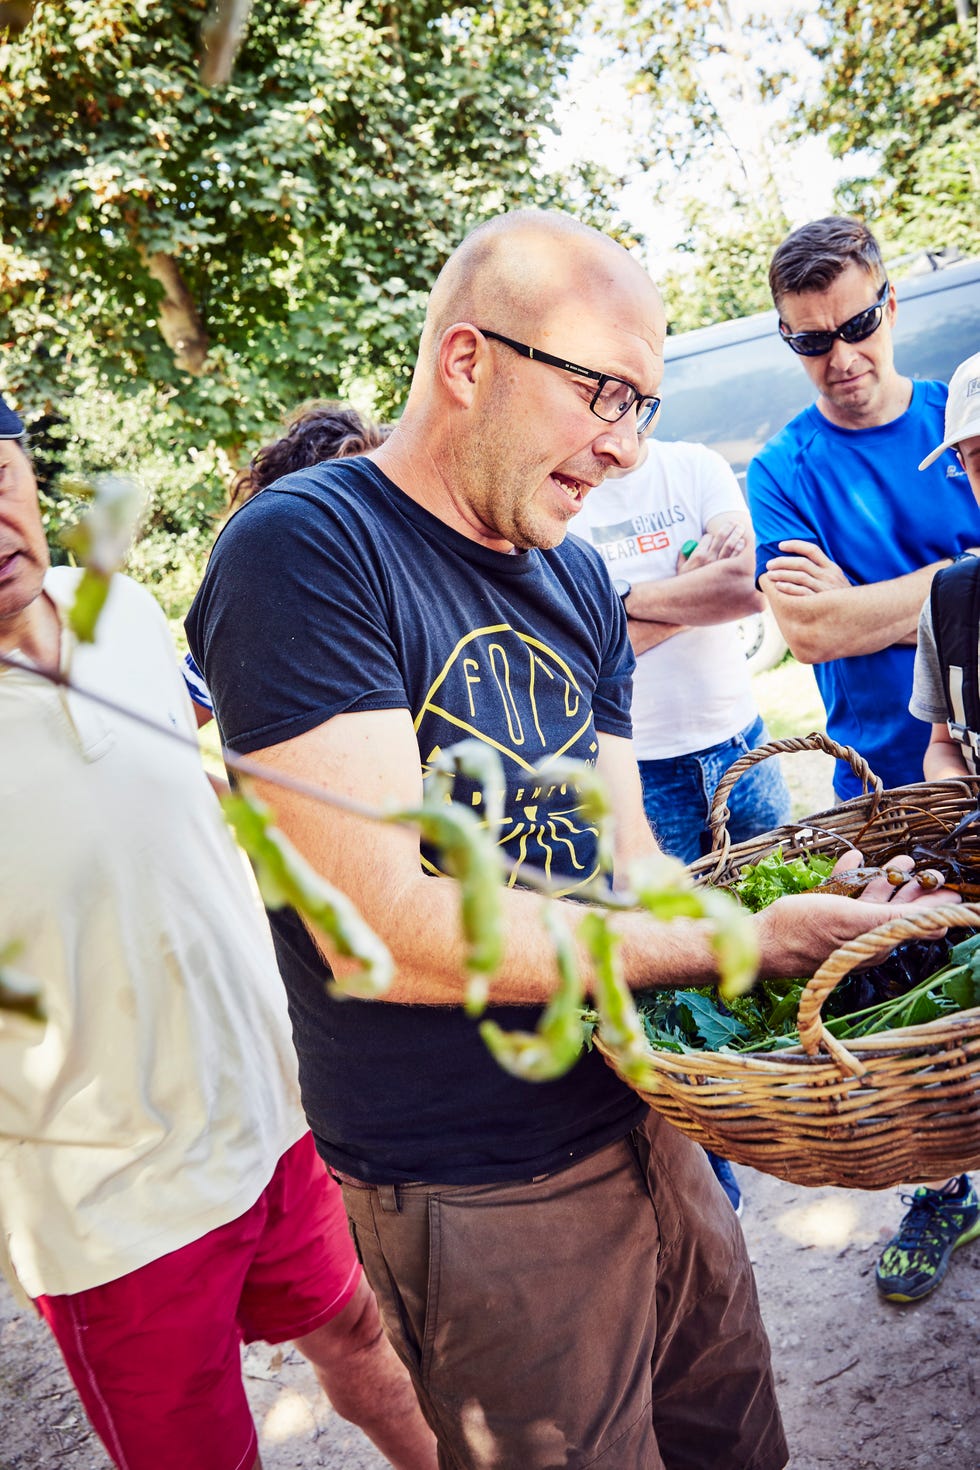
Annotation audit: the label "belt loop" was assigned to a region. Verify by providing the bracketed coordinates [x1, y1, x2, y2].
[377, 1183, 401, 1213]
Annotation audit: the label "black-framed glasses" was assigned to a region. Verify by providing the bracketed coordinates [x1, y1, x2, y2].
[778, 280, 890, 357]
[477, 328, 661, 433]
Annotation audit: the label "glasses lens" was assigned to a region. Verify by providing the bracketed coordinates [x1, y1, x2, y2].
[838, 303, 882, 345]
[782, 282, 888, 357]
[636, 397, 661, 434]
[782, 328, 833, 357]
[593, 378, 636, 422]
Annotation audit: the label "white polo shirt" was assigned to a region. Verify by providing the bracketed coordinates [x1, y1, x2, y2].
[0, 569, 306, 1299]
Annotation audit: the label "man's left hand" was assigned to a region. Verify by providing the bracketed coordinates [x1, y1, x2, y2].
[765, 539, 849, 596]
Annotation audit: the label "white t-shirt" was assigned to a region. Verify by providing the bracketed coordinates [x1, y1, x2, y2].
[0, 569, 306, 1299]
[573, 439, 756, 759]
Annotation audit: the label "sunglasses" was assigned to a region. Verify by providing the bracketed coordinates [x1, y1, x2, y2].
[778, 280, 890, 357]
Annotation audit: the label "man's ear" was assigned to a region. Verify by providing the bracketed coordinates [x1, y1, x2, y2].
[438, 323, 485, 408]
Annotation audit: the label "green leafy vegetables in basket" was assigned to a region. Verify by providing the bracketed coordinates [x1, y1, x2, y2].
[731, 847, 834, 911]
[636, 848, 980, 1054]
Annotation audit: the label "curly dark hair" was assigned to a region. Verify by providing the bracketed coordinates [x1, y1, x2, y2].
[229, 400, 389, 510]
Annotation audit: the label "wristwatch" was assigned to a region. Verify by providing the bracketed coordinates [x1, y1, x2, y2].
[612, 577, 632, 603]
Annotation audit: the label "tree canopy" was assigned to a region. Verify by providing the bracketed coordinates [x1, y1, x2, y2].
[591, 0, 804, 330]
[1, 0, 587, 606]
[1, 0, 586, 446]
[806, 0, 979, 256]
[2, 0, 976, 589]
[589, 0, 978, 333]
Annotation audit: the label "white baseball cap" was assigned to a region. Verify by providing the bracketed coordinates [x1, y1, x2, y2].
[919, 350, 980, 469]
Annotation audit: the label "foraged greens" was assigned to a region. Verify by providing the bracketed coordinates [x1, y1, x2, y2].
[635, 848, 979, 1055]
[731, 846, 834, 911]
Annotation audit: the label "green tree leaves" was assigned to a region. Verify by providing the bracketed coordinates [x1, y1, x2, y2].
[1, 1, 588, 618]
[806, 0, 979, 256]
[1, 1, 585, 444]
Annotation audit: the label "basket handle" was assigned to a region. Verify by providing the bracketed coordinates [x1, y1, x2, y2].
[707, 731, 883, 864]
[796, 900, 980, 1077]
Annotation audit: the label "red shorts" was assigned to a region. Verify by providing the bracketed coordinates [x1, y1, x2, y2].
[36, 1132, 360, 1470]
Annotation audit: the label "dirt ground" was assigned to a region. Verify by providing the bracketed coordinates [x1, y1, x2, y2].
[3, 670, 976, 1467]
[2, 1165, 978, 1469]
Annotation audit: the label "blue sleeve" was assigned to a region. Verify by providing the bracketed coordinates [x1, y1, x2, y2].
[182, 651, 213, 713]
[747, 448, 826, 582]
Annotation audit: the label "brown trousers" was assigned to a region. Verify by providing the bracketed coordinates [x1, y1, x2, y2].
[339, 1109, 787, 1470]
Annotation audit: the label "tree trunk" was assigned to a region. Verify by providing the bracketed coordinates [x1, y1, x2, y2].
[143, 251, 210, 375]
[0, 2, 36, 34]
[200, 0, 253, 86]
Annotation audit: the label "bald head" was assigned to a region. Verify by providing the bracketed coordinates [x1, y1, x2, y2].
[416, 209, 662, 378]
[376, 209, 666, 554]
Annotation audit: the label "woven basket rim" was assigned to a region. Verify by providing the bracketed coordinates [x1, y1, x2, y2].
[595, 1001, 980, 1073]
[617, 770, 980, 1072]
[600, 757, 980, 1185]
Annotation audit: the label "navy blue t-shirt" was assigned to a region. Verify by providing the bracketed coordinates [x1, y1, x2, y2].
[186, 458, 646, 1183]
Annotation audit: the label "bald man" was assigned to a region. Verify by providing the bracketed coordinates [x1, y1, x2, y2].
[188, 210, 950, 1470]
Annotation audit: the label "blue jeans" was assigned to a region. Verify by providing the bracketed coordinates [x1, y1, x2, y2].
[638, 715, 791, 866]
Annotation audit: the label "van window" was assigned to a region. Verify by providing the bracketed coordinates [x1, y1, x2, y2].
[658, 327, 809, 480]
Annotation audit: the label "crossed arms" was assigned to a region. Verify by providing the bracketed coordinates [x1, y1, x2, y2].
[760, 540, 961, 664]
[625, 510, 764, 656]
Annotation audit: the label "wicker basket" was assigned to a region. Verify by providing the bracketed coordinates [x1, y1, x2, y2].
[594, 732, 980, 1189]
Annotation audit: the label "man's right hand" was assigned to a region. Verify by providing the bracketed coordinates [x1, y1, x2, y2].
[753, 865, 959, 981]
[764, 539, 849, 597]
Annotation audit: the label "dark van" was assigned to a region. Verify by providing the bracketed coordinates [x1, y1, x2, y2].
[656, 255, 980, 668]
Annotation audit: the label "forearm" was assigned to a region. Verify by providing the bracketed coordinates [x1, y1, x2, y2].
[762, 563, 945, 662]
[314, 865, 948, 1005]
[628, 618, 686, 654]
[922, 726, 971, 781]
[250, 717, 924, 1009]
[626, 565, 764, 626]
[324, 873, 722, 1005]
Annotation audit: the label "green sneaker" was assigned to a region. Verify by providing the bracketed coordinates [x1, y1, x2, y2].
[875, 1177, 980, 1302]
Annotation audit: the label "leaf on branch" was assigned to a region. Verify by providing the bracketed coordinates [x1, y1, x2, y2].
[629, 852, 708, 919]
[221, 791, 393, 1001]
[699, 888, 759, 1001]
[427, 739, 505, 837]
[385, 798, 504, 1016]
[64, 572, 111, 646]
[579, 909, 652, 1085]
[59, 474, 145, 575]
[60, 474, 146, 643]
[0, 942, 45, 1024]
[629, 854, 760, 1000]
[539, 757, 616, 875]
[479, 906, 586, 1081]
